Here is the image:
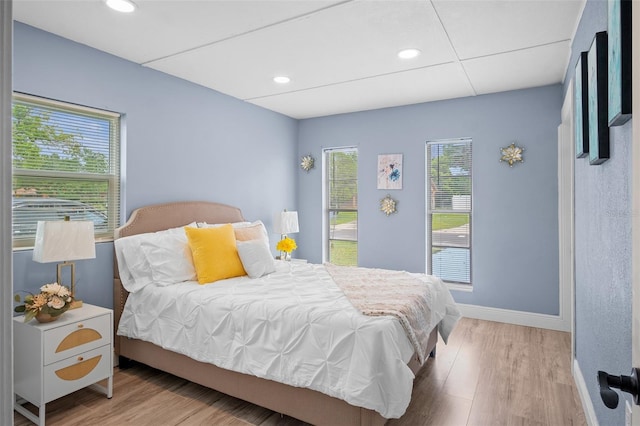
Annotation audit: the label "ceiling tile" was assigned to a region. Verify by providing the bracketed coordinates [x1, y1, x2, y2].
[462, 41, 571, 95]
[249, 63, 475, 119]
[433, 0, 584, 60]
[145, 0, 456, 100]
[14, 0, 346, 63]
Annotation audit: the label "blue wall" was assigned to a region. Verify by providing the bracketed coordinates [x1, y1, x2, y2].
[12, 23, 298, 309]
[565, 1, 633, 425]
[297, 85, 562, 315]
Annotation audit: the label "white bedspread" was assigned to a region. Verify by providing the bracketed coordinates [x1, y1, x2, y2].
[117, 261, 461, 418]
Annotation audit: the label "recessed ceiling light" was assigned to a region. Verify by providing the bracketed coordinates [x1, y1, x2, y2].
[273, 76, 291, 84]
[397, 48, 421, 59]
[105, 0, 136, 13]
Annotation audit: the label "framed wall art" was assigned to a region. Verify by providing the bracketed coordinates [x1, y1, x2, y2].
[574, 52, 589, 158]
[608, 0, 632, 126]
[588, 31, 609, 165]
[377, 153, 403, 190]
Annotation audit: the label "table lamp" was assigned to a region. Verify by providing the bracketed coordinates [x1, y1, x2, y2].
[274, 210, 299, 239]
[273, 210, 299, 260]
[32, 219, 96, 309]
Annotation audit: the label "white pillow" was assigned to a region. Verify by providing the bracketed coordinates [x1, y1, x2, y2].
[114, 222, 196, 292]
[115, 234, 153, 292]
[140, 232, 196, 285]
[236, 240, 276, 279]
[197, 221, 251, 228]
[121, 244, 154, 291]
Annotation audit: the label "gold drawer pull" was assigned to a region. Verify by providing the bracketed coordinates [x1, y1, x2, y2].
[77, 324, 84, 328]
[77, 356, 84, 361]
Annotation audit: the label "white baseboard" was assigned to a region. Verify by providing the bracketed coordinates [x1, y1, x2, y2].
[573, 359, 599, 426]
[457, 303, 570, 331]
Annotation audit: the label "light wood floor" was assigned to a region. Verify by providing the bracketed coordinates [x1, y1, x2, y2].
[14, 318, 587, 426]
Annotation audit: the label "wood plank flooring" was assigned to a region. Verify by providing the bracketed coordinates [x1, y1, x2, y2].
[14, 318, 587, 425]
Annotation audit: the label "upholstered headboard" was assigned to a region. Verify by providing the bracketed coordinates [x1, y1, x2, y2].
[114, 201, 244, 239]
[113, 200, 245, 354]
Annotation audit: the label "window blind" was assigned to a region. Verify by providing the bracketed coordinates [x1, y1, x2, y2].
[12, 93, 121, 248]
[427, 139, 472, 284]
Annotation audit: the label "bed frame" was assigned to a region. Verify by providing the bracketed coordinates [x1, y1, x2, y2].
[113, 201, 437, 426]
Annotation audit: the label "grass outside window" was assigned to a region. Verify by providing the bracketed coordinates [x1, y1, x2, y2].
[329, 240, 357, 266]
[431, 213, 469, 231]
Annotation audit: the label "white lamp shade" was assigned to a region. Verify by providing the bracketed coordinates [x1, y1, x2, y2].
[273, 211, 299, 235]
[32, 221, 96, 263]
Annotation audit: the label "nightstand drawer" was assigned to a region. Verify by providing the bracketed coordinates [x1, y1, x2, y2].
[43, 344, 111, 403]
[44, 314, 110, 365]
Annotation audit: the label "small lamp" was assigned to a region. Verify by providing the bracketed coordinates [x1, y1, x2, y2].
[273, 210, 299, 239]
[273, 210, 299, 260]
[32, 220, 96, 309]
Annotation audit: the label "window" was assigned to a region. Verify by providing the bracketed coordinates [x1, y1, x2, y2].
[12, 93, 121, 248]
[324, 147, 358, 266]
[426, 139, 472, 285]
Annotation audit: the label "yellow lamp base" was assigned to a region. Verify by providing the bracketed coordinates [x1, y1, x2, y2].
[69, 299, 83, 310]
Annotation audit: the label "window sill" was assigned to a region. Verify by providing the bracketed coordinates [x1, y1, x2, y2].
[446, 282, 473, 293]
[13, 238, 114, 252]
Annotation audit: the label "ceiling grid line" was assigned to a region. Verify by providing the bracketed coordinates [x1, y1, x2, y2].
[429, 0, 477, 97]
[460, 39, 573, 62]
[142, 0, 356, 66]
[244, 60, 459, 102]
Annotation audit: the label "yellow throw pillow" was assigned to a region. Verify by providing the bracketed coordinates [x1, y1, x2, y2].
[185, 225, 246, 284]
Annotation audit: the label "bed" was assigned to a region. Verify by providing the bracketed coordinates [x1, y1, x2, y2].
[113, 201, 460, 425]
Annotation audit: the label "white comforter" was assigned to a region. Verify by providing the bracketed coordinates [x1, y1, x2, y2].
[117, 261, 460, 418]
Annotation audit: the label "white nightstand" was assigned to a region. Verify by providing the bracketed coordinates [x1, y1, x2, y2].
[13, 303, 113, 425]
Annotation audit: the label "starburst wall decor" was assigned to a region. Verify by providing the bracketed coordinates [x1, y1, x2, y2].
[300, 154, 315, 172]
[500, 142, 524, 167]
[380, 194, 397, 216]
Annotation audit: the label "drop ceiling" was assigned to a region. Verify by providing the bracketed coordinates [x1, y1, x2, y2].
[13, 0, 585, 119]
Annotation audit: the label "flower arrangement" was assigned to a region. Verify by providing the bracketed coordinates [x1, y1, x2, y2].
[276, 237, 297, 260]
[14, 282, 73, 322]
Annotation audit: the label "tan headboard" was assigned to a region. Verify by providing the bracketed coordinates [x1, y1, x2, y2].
[115, 200, 245, 239]
[113, 200, 245, 354]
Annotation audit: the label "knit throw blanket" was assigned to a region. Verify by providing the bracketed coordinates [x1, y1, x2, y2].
[324, 263, 433, 365]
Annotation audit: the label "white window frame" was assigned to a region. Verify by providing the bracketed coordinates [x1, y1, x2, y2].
[12, 93, 121, 248]
[426, 138, 472, 288]
[322, 146, 358, 265]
